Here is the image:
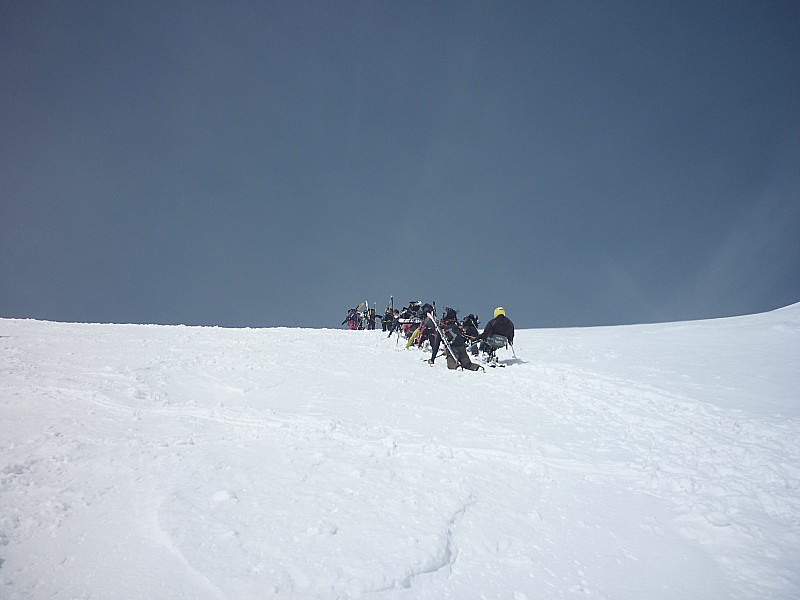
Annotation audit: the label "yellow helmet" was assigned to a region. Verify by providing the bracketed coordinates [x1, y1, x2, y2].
[494, 306, 506, 318]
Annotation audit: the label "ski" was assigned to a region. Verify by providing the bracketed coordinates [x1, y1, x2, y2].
[428, 312, 459, 367]
[405, 327, 421, 349]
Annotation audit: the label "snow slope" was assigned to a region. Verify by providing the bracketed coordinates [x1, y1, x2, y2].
[1, 305, 798, 599]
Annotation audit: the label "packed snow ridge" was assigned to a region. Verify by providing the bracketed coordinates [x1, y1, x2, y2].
[1, 304, 799, 599]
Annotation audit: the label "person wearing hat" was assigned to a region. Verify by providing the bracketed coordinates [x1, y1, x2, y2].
[480, 307, 515, 343]
[478, 307, 515, 363]
[385, 309, 401, 337]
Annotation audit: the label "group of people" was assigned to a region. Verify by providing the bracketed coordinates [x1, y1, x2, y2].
[343, 300, 515, 372]
[341, 306, 379, 330]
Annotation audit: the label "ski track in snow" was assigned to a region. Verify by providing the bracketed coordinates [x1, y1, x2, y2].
[0, 310, 798, 599]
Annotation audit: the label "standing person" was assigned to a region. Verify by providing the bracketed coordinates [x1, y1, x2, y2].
[461, 313, 481, 356]
[386, 309, 400, 337]
[478, 306, 515, 362]
[366, 308, 377, 330]
[342, 308, 359, 330]
[413, 307, 437, 350]
[427, 310, 444, 363]
[414, 303, 435, 348]
[382, 306, 393, 332]
[429, 308, 483, 371]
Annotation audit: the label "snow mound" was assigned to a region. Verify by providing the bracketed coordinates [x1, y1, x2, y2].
[0, 306, 798, 599]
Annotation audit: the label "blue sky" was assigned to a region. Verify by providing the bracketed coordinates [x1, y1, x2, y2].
[2, 1, 799, 328]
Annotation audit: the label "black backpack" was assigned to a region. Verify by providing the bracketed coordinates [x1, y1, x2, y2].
[443, 320, 466, 347]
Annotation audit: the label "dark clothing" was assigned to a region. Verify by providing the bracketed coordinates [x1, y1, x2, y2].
[426, 316, 442, 361]
[386, 311, 402, 336]
[430, 318, 482, 370]
[443, 319, 467, 347]
[479, 315, 515, 344]
[461, 315, 480, 339]
[405, 303, 421, 320]
[460, 315, 480, 356]
[342, 309, 360, 329]
[446, 345, 483, 371]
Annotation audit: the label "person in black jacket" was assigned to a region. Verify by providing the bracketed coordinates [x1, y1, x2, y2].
[365, 308, 377, 330]
[479, 307, 515, 362]
[386, 309, 401, 337]
[479, 306, 515, 343]
[429, 308, 483, 371]
[461, 313, 481, 356]
[414, 307, 436, 349]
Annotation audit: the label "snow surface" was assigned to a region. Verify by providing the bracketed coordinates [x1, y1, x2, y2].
[1, 305, 799, 599]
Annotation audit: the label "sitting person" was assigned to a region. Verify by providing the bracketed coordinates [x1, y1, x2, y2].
[478, 306, 515, 362]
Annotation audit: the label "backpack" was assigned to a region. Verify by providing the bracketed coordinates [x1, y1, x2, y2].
[461, 314, 480, 337]
[485, 334, 508, 350]
[444, 320, 466, 347]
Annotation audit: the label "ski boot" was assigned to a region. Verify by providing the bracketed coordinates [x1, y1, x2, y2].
[483, 350, 499, 365]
